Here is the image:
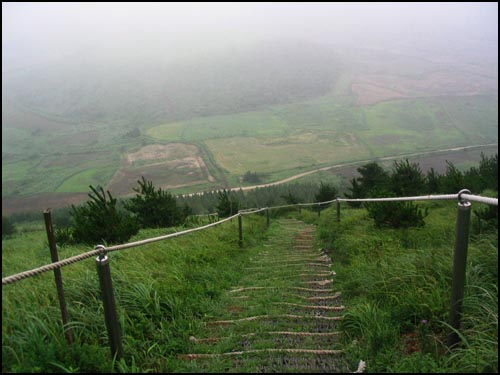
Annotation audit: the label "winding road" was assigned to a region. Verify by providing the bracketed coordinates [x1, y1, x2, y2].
[182, 142, 498, 197]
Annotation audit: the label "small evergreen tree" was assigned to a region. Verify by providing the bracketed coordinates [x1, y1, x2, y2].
[281, 191, 300, 205]
[345, 162, 389, 207]
[314, 182, 338, 211]
[71, 185, 139, 245]
[425, 167, 442, 194]
[216, 189, 239, 218]
[390, 159, 425, 196]
[478, 153, 498, 191]
[124, 177, 188, 228]
[365, 200, 428, 229]
[440, 161, 464, 193]
[2, 216, 16, 238]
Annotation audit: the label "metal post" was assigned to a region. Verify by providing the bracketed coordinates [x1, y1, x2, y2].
[43, 209, 73, 345]
[96, 253, 123, 360]
[238, 214, 243, 248]
[336, 199, 340, 222]
[447, 199, 472, 348]
[317, 203, 321, 217]
[266, 208, 270, 227]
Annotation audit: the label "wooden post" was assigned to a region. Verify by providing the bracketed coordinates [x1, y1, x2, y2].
[266, 208, 270, 227]
[238, 214, 243, 248]
[447, 200, 471, 348]
[43, 209, 73, 345]
[96, 253, 123, 361]
[336, 199, 340, 222]
[317, 203, 321, 217]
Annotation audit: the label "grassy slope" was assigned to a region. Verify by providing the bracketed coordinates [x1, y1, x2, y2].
[2, 215, 269, 373]
[2, 202, 497, 372]
[297, 202, 498, 373]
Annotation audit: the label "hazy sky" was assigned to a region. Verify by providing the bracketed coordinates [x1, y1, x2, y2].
[2, 2, 498, 70]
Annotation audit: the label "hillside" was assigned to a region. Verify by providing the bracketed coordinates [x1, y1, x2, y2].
[2, 40, 342, 125]
[2, 201, 497, 372]
[2, 40, 498, 214]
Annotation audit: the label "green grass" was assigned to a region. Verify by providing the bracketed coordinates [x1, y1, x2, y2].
[2, 215, 269, 373]
[295, 201, 498, 373]
[2, 202, 498, 372]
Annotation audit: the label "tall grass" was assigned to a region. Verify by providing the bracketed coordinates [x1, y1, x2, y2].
[2, 215, 268, 372]
[297, 201, 498, 372]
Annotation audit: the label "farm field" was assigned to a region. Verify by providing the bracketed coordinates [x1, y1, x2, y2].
[149, 93, 498, 178]
[2, 72, 498, 214]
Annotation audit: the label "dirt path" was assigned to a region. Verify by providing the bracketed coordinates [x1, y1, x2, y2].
[232, 143, 498, 193]
[181, 143, 497, 198]
[176, 219, 350, 373]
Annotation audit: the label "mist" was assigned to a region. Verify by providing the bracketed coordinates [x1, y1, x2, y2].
[3, 2, 498, 72]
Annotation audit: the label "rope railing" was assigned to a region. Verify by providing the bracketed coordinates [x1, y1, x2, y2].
[105, 213, 239, 253]
[2, 189, 497, 358]
[2, 213, 240, 286]
[3, 192, 497, 286]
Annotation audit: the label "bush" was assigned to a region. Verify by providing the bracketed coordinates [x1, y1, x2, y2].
[2, 216, 16, 238]
[71, 185, 139, 245]
[54, 227, 75, 246]
[124, 177, 189, 228]
[390, 159, 425, 196]
[216, 189, 239, 218]
[472, 203, 498, 235]
[365, 200, 428, 229]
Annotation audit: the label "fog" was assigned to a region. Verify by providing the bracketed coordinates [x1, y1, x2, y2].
[3, 2, 498, 71]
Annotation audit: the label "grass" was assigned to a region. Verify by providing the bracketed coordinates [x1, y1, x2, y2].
[295, 200, 498, 373]
[3, 200, 497, 372]
[2, 215, 269, 373]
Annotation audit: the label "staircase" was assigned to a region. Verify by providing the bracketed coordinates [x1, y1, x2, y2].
[177, 219, 348, 372]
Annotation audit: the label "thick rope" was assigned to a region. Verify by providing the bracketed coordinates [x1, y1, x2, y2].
[2, 248, 102, 285]
[178, 348, 345, 359]
[189, 331, 341, 343]
[4, 191, 496, 286]
[106, 213, 239, 252]
[207, 314, 344, 325]
[3, 213, 239, 286]
[461, 194, 498, 206]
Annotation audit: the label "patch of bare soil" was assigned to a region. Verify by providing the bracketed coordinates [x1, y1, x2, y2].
[2, 192, 89, 215]
[126, 143, 199, 164]
[107, 143, 215, 196]
[351, 70, 498, 106]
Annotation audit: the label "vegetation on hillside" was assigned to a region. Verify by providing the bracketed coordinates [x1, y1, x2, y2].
[69, 186, 139, 245]
[124, 177, 191, 229]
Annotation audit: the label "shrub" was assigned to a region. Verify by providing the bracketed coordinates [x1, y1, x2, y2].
[390, 159, 425, 196]
[71, 185, 139, 245]
[54, 227, 75, 246]
[124, 177, 189, 228]
[2, 216, 16, 238]
[365, 199, 428, 229]
[216, 189, 239, 218]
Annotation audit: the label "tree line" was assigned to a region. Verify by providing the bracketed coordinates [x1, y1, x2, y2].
[2, 153, 497, 241]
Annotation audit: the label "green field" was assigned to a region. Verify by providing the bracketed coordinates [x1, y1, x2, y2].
[148, 94, 498, 177]
[2, 74, 498, 213]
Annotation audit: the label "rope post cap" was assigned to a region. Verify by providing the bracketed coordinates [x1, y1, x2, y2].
[457, 189, 472, 205]
[94, 244, 107, 261]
